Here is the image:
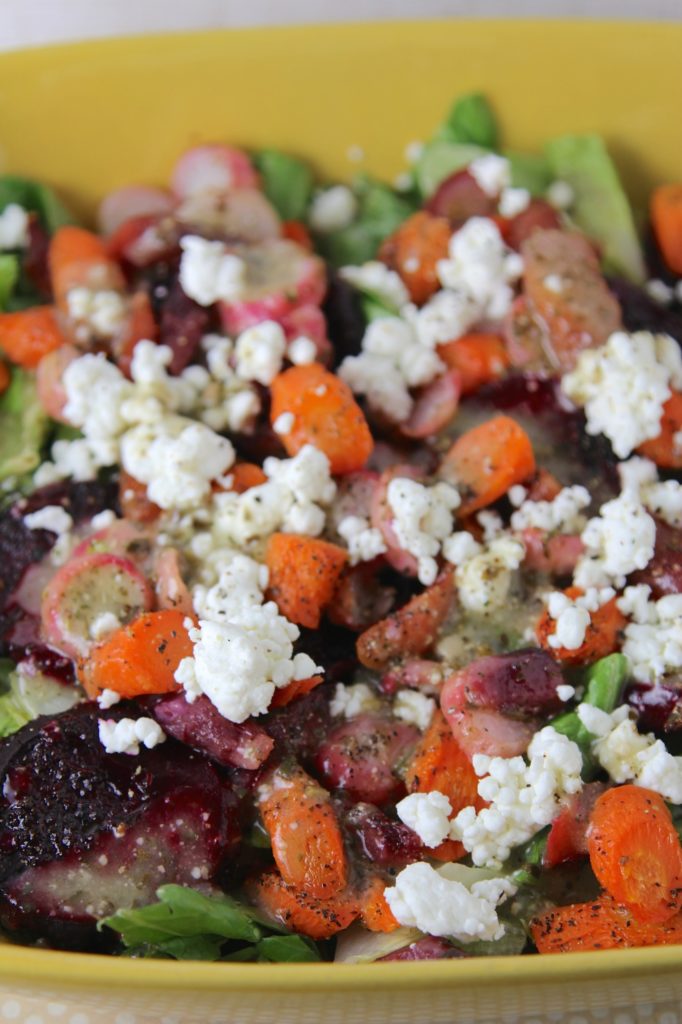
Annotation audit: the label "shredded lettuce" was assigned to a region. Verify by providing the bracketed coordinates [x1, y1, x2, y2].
[254, 150, 314, 222]
[0, 368, 50, 483]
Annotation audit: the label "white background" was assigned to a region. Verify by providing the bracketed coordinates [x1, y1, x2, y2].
[0, 0, 680, 50]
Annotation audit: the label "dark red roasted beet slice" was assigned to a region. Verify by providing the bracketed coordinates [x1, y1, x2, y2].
[608, 275, 682, 343]
[315, 712, 419, 805]
[505, 199, 561, 251]
[631, 520, 682, 598]
[327, 562, 396, 633]
[18, 478, 119, 524]
[380, 936, 468, 960]
[627, 678, 682, 734]
[23, 215, 51, 297]
[295, 622, 358, 684]
[153, 693, 274, 770]
[425, 169, 495, 225]
[345, 802, 423, 867]
[263, 685, 332, 769]
[323, 271, 366, 368]
[159, 277, 211, 375]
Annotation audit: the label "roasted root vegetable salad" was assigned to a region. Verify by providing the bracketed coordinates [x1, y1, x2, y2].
[0, 94, 682, 964]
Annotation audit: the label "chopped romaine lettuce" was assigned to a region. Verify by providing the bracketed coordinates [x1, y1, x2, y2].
[414, 141, 488, 200]
[0, 368, 50, 483]
[334, 923, 422, 963]
[434, 93, 499, 150]
[505, 150, 552, 197]
[254, 150, 314, 222]
[0, 663, 80, 739]
[545, 134, 646, 282]
[0, 254, 19, 310]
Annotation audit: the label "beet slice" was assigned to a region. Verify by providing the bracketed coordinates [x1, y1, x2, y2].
[153, 693, 274, 770]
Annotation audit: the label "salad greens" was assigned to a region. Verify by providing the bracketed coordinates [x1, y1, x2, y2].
[315, 174, 415, 267]
[254, 150, 314, 222]
[0, 367, 49, 483]
[0, 661, 80, 739]
[433, 93, 499, 150]
[0, 175, 74, 234]
[551, 653, 629, 775]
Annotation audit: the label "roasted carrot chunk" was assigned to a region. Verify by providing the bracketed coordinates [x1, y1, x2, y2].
[378, 211, 451, 305]
[269, 675, 323, 709]
[265, 532, 348, 629]
[82, 609, 192, 699]
[359, 877, 400, 933]
[270, 363, 373, 475]
[118, 470, 161, 524]
[588, 785, 682, 924]
[0, 306, 65, 368]
[248, 870, 358, 940]
[535, 586, 626, 666]
[651, 184, 682, 275]
[440, 414, 536, 516]
[437, 332, 510, 395]
[49, 225, 125, 308]
[258, 763, 347, 899]
[227, 462, 268, 493]
[531, 894, 682, 954]
[638, 391, 682, 469]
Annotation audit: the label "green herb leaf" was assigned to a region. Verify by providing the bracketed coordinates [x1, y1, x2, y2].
[315, 175, 415, 268]
[435, 93, 498, 150]
[124, 935, 226, 961]
[0, 176, 75, 233]
[257, 934, 322, 962]
[255, 150, 314, 222]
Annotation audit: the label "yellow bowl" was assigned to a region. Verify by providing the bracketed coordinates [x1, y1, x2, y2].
[0, 19, 681, 1024]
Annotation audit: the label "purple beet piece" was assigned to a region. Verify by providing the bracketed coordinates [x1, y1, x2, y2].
[608, 275, 682, 343]
[0, 510, 53, 615]
[323, 271, 365, 368]
[159, 277, 210, 374]
[315, 713, 420, 805]
[153, 693, 274, 770]
[18, 478, 119, 523]
[23, 215, 51, 297]
[346, 803, 423, 867]
[441, 648, 565, 717]
[632, 520, 682, 598]
[380, 937, 468, 961]
[627, 679, 682, 734]
[263, 685, 332, 768]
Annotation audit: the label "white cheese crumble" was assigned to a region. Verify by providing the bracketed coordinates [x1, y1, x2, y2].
[542, 587, 615, 651]
[89, 611, 121, 642]
[66, 287, 128, 341]
[618, 455, 682, 529]
[577, 703, 682, 803]
[617, 584, 682, 683]
[543, 273, 564, 294]
[234, 320, 287, 385]
[272, 411, 295, 435]
[498, 187, 531, 219]
[385, 862, 515, 942]
[468, 154, 511, 198]
[387, 477, 461, 585]
[287, 335, 317, 366]
[393, 688, 436, 731]
[645, 279, 674, 306]
[436, 216, 524, 322]
[444, 533, 525, 614]
[308, 185, 358, 233]
[573, 488, 656, 590]
[451, 727, 584, 868]
[330, 682, 381, 719]
[340, 261, 410, 311]
[23, 505, 73, 536]
[98, 717, 166, 756]
[0, 203, 30, 249]
[562, 331, 682, 459]
[337, 514, 387, 564]
[556, 684, 576, 702]
[178, 235, 246, 306]
[396, 790, 452, 848]
[90, 509, 117, 531]
[510, 485, 591, 535]
[96, 688, 121, 710]
[546, 180, 574, 210]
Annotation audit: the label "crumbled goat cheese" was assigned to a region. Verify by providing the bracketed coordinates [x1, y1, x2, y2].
[66, 287, 128, 340]
[573, 488, 656, 590]
[510, 485, 590, 535]
[557, 684, 576, 702]
[396, 791, 452, 848]
[234, 321, 287, 385]
[406, 289, 480, 349]
[404, 140, 424, 165]
[0, 203, 30, 249]
[340, 261, 410, 310]
[96, 688, 122, 710]
[617, 584, 682, 683]
[272, 411, 295, 435]
[508, 485, 528, 508]
[543, 273, 564, 294]
[577, 703, 682, 803]
[393, 688, 436, 731]
[23, 505, 74, 536]
[387, 477, 461, 585]
[436, 217, 523, 322]
[445, 534, 525, 614]
[178, 235, 246, 306]
[645, 279, 674, 306]
[385, 862, 515, 941]
[63, 352, 134, 445]
[90, 509, 117, 531]
[287, 335, 317, 365]
[477, 510, 504, 542]
[98, 717, 166, 756]
[89, 611, 121, 642]
[542, 587, 615, 651]
[451, 727, 583, 868]
[442, 531, 482, 565]
[329, 682, 381, 719]
[176, 557, 321, 723]
[562, 331, 682, 458]
[308, 186, 358, 233]
[498, 187, 531, 218]
[337, 514, 387, 564]
[468, 154, 511, 197]
[618, 455, 682, 529]
[546, 180, 574, 210]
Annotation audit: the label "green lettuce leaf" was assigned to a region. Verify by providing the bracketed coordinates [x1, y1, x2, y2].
[414, 141, 488, 200]
[0, 368, 49, 483]
[0, 662, 80, 739]
[316, 175, 414, 267]
[0, 254, 19, 311]
[0, 175, 74, 233]
[256, 934, 321, 962]
[434, 93, 498, 150]
[545, 134, 646, 282]
[505, 151, 552, 197]
[255, 150, 313, 222]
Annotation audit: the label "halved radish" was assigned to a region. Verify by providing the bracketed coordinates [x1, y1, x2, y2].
[176, 188, 280, 244]
[97, 185, 175, 236]
[218, 239, 326, 336]
[36, 344, 79, 423]
[72, 521, 155, 573]
[41, 552, 154, 659]
[106, 215, 180, 268]
[171, 144, 260, 199]
[154, 547, 193, 615]
[425, 169, 496, 225]
[441, 704, 535, 760]
[400, 370, 461, 439]
[280, 304, 332, 363]
[370, 465, 424, 576]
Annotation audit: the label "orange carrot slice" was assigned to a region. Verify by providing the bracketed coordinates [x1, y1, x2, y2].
[265, 532, 348, 629]
[651, 184, 682, 275]
[437, 332, 509, 395]
[535, 586, 626, 666]
[0, 306, 65, 368]
[531, 894, 682, 954]
[248, 870, 358, 940]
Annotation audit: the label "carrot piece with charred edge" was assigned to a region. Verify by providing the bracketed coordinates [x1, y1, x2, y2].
[651, 184, 682, 275]
[265, 532, 348, 629]
[270, 675, 323, 709]
[270, 362, 373, 475]
[359, 877, 400, 933]
[535, 586, 626, 666]
[378, 211, 451, 305]
[49, 225, 125, 309]
[247, 870, 358, 940]
[118, 470, 161, 524]
[258, 763, 348, 899]
[356, 568, 455, 671]
[0, 306, 65, 368]
[531, 894, 682, 954]
[81, 609, 192, 699]
[588, 785, 682, 924]
[638, 392, 682, 469]
[440, 414, 536, 516]
[437, 333, 510, 395]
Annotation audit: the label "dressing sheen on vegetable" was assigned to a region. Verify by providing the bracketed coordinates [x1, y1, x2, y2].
[0, 93, 681, 964]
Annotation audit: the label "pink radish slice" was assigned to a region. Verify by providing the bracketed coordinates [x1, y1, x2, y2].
[97, 185, 175, 236]
[154, 548, 193, 615]
[72, 520, 154, 570]
[329, 470, 381, 534]
[171, 144, 260, 199]
[381, 659, 444, 696]
[370, 464, 424, 577]
[218, 239, 326, 336]
[426, 169, 495, 225]
[41, 552, 154, 659]
[36, 344, 79, 423]
[443, 704, 536, 760]
[400, 370, 461, 439]
[176, 188, 281, 244]
[281, 304, 333, 364]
